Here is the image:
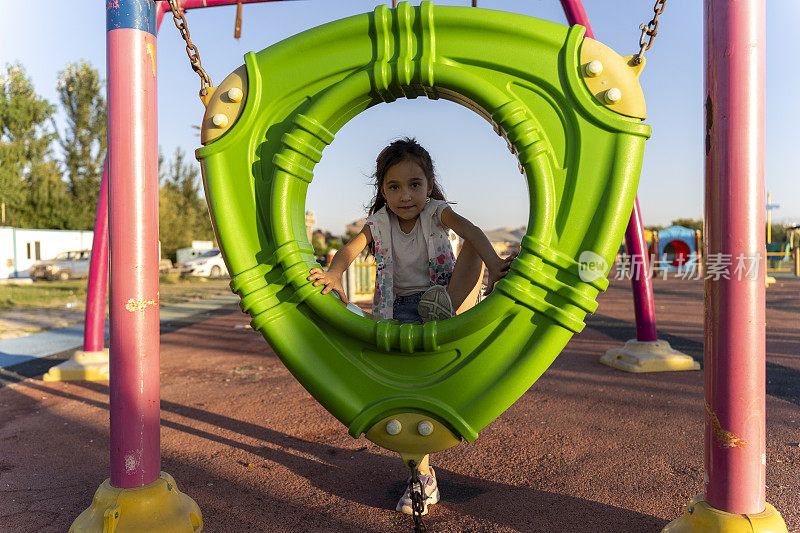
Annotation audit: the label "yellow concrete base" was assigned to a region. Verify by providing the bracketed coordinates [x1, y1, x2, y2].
[70, 471, 202, 533]
[601, 339, 700, 373]
[43, 349, 109, 382]
[766, 276, 776, 288]
[662, 494, 788, 533]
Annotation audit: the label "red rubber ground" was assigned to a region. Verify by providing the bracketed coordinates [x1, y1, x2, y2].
[1, 277, 798, 532]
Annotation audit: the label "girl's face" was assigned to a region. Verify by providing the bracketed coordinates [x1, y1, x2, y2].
[381, 159, 433, 224]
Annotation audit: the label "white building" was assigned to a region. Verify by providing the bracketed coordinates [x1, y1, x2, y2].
[305, 210, 316, 241]
[0, 227, 94, 279]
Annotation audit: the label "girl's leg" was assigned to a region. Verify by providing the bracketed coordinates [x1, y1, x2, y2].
[447, 240, 483, 311]
[417, 454, 431, 475]
[396, 453, 439, 514]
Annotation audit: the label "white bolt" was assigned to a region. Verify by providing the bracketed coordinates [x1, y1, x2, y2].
[386, 419, 402, 435]
[585, 60, 603, 77]
[604, 88, 622, 104]
[417, 420, 433, 436]
[227, 87, 243, 102]
[212, 113, 229, 128]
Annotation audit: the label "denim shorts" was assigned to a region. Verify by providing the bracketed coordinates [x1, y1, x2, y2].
[393, 292, 424, 324]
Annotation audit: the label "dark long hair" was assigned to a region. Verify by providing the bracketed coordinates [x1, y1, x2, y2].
[366, 137, 445, 256]
[367, 137, 445, 216]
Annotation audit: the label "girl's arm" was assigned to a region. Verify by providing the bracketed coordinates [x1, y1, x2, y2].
[307, 225, 373, 304]
[440, 206, 514, 293]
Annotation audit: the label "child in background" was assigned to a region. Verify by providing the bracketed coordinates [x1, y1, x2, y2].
[307, 137, 515, 514]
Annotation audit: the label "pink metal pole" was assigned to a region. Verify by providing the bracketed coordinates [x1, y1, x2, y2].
[704, 0, 766, 513]
[559, 0, 590, 30]
[85, 0, 275, 348]
[560, 0, 658, 342]
[107, 0, 161, 489]
[624, 199, 658, 340]
[87, 0, 286, 361]
[83, 160, 109, 352]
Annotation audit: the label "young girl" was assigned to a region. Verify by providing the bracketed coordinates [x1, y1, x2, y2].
[307, 137, 514, 515]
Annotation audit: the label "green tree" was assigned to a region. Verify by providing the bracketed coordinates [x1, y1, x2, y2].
[0, 63, 61, 227]
[769, 223, 789, 245]
[23, 161, 71, 229]
[671, 218, 703, 232]
[311, 231, 327, 256]
[158, 147, 214, 261]
[55, 61, 107, 229]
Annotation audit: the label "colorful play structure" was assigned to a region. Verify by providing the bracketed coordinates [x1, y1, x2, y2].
[620, 225, 701, 270]
[656, 225, 700, 269]
[65, 0, 786, 531]
[628, 222, 800, 280]
[766, 216, 800, 277]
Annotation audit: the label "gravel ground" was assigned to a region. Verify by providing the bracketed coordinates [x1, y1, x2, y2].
[0, 277, 798, 532]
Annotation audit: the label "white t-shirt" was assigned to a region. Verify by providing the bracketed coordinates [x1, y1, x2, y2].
[390, 213, 431, 296]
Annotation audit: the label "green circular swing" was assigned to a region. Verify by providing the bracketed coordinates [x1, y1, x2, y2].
[196, 1, 650, 462]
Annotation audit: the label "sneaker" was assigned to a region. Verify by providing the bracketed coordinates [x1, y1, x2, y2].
[417, 285, 454, 322]
[396, 467, 440, 516]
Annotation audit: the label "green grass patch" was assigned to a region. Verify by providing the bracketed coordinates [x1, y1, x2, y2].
[0, 280, 87, 310]
[0, 277, 231, 310]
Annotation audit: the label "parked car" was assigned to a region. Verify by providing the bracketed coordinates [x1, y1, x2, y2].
[178, 248, 228, 278]
[30, 250, 91, 281]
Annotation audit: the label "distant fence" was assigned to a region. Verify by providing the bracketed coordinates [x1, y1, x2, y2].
[344, 253, 376, 302]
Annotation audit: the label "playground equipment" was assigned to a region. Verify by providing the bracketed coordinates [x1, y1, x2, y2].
[764, 196, 800, 278]
[73, 0, 669, 387]
[791, 226, 800, 277]
[781, 225, 800, 277]
[766, 241, 792, 272]
[765, 192, 781, 286]
[560, 1, 673, 373]
[766, 191, 780, 244]
[663, 0, 786, 529]
[657, 225, 698, 268]
[604, 225, 702, 373]
[569, 12, 697, 374]
[71, 1, 787, 531]
[197, 1, 649, 462]
[71, 2, 670, 391]
[48, 0, 287, 385]
[71, 1, 287, 531]
[764, 195, 799, 284]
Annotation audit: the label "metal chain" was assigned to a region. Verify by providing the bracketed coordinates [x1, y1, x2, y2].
[407, 460, 427, 533]
[165, 0, 213, 99]
[633, 0, 667, 65]
[409, 470, 427, 532]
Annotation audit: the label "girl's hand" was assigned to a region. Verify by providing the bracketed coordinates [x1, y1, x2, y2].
[484, 251, 519, 296]
[308, 268, 349, 305]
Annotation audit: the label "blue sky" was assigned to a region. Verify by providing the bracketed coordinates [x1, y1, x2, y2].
[2, 1, 798, 234]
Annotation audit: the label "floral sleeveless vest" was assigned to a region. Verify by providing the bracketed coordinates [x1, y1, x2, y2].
[366, 199, 456, 320]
